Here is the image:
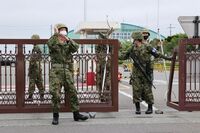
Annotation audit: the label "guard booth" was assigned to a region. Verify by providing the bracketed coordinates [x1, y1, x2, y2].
[167, 16, 200, 111]
[0, 39, 119, 113]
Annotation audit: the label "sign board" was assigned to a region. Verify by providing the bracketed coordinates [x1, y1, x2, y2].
[178, 16, 200, 38]
[75, 22, 120, 34]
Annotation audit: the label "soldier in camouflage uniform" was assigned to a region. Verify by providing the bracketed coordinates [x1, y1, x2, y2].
[121, 32, 171, 114]
[95, 29, 113, 102]
[141, 29, 153, 101]
[47, 23, 88, 125]
[27, 34, 44, 101]
[141, 29, 150, 44]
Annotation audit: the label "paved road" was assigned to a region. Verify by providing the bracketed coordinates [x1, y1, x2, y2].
[0, 68, 200, 133]
[119, 68, 179, 111]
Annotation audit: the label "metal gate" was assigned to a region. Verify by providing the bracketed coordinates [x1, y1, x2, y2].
[0, 39, 119, 113]
[167, 38, 200, 111]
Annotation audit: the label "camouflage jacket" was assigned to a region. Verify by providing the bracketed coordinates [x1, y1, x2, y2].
[28, 45, 42, 77]
[47, 33, 79, 65]
[121, 43, 171, 79]
[30, 45, 42, 62]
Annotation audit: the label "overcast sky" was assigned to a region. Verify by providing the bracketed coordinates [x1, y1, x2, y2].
[0, 0, 199, 38]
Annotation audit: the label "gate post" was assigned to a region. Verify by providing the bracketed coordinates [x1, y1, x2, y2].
[178, 40, 186, 109]
[16, 44, 25, 109]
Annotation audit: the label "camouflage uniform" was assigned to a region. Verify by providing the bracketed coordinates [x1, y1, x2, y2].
[141, 30, 153, 100]
[95, 45, 111, 101]
[27, 34, 44, 100]
[49, 24, 88, 125]
[124, 44, 154, 104]
[95, 30, 112, 102]
[121, 32, 171, 114]
[47, 32, 79, 113]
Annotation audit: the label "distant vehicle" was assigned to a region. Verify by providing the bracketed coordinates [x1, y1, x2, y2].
[0, 56, 15, 66]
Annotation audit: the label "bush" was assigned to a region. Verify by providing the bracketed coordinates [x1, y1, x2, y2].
[118, 60, 123, 64]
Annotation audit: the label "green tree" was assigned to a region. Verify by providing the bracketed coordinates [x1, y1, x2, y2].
[163, 33, 187, 55]
[118, 40, 132, 64]
[119, 40, 132, 54]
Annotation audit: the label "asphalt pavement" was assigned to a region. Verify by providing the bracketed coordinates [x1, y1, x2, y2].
[0, 70, 200, 133]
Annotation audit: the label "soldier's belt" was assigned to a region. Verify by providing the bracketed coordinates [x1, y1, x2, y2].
[51, 64, 69, 68]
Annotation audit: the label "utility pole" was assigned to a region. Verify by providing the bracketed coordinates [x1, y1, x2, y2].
[84, 0, 87, 22]
[156, 0, 176, 101]
[50, 24, 53, 36]
[157, 0, 160, 36]
[168, 24, 175, 36]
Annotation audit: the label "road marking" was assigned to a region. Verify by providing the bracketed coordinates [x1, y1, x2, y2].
[154, 80, 178, 85]
[120, 79, 178, 85]
[119, 83, 158, 110]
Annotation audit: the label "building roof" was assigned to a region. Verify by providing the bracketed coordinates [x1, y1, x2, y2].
[75, 21, 120, 34]
[120, 23, 165, 39]
[68, 22, 166, 40]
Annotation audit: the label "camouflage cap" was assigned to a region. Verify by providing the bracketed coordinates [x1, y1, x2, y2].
[55, 23, 68, 32]
[131, 32, 143, 40]
[31, 34, 40, 39]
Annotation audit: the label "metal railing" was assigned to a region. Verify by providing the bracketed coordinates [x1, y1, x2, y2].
[0, 39, 119, 113]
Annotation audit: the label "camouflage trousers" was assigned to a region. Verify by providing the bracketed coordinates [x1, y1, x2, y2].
[49, 67, 79, 113]
[28, 73, 44, 97]
[131, 76, 154, 104]
[96, 59, 111, 100]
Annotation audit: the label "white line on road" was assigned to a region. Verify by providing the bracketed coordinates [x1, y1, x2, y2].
[154, 80, 178, 85]
[119, 83, 158, 110]
[120, 79, 178, 85]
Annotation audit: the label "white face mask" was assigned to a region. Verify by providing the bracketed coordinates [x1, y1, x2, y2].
[59, 30, 67, 36]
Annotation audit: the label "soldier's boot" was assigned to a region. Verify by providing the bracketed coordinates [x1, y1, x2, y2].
[135, 102, 141, 114]
[145, 104, 153, 114]
[27, 95, 33, 102]
[40, 94, 44, 101]
[52, 113, 59, 125]
[73, 111, 89, 121]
